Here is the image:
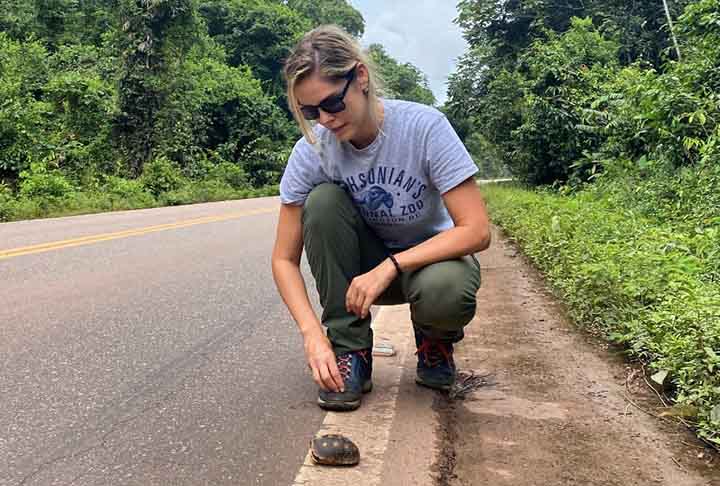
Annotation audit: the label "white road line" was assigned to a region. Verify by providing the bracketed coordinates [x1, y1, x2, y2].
[292, 305, 413, 486]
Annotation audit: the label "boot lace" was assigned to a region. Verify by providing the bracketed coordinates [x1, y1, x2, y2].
[416, 339, 452, 368]
[337, 350, 369, 380]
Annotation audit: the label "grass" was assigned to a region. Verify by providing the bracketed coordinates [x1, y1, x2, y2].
[0, 184, 280, 223]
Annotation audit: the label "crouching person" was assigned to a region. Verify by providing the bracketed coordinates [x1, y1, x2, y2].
[271, 25, 491, 411]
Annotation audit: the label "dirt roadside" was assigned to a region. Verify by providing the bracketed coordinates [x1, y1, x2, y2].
[439, 226, 720, 486]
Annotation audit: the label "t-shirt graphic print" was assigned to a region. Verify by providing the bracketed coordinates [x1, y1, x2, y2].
[339, 165, 427, 224]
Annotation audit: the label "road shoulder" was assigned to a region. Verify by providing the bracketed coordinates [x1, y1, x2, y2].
[448, 226, 720, 485]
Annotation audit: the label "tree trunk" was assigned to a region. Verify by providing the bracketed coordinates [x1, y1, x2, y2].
[662, 0, 682, 61]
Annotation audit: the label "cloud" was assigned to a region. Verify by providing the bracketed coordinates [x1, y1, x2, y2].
[350, 0, 468, 105]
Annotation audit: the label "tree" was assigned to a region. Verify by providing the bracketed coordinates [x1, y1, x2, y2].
[0, 0, 426, 195]
[445, 46, 491, 139]
[283, 0, 364, 37]
[368, 44, 436, 106]
[456, 0, 589, 66]
[199, 0, 309, 95]
[154, 43, 292, 168]
[113, 0, 200, 175]
[0, 0, 37, 40]
[0, 33, 51, 181]
[455, 0, 694, 68]
[44, 44, 117, 176]
[662, 0, 682, 61]
[509, 18, 620, 185]
[448, 0, 701, 186]
[586, 0, 692, 65]
[0, 0, 119, 49]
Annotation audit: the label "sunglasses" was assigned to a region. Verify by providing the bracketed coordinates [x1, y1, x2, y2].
[300, 66, 357, 121]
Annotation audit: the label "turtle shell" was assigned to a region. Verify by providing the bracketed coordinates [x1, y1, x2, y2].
[310, 434, 360, 466]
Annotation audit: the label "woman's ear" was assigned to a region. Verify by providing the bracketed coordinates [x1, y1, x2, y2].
[356, 63, 370, 94]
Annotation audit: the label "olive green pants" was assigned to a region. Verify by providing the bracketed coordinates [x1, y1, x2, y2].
[302, 183, 481, 355]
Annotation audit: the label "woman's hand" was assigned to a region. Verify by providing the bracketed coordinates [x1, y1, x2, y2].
[303, 328, 344, 392]
[346, 258, 398, 319]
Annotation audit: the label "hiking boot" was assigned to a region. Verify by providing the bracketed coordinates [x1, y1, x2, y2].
[317, 348, 373, 411]
[414, 329, 456, 391]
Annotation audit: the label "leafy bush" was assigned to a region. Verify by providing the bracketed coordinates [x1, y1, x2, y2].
[43, 68, 115, 176]
[483, 184, 720, 445]
[0, 182, 15, 221]
[207, 161, 250, 189]
[587, 158, 720, 234]
[18, 162, 75, 200]
[546, 6, 720, 186]
[236, 141, 290, 187]
[191, 179, 236, 201]
[140, 156, 186, 196]
[103, 176, 156, 207]
[159, 186, 196, 206]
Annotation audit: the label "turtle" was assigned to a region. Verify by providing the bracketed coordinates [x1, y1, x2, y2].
[310, 434, 360, 466]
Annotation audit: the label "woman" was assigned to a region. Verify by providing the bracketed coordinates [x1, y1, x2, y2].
[271, 25, 491, 412]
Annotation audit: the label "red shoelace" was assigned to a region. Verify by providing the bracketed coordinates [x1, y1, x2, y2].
[416, 339, 452, 367]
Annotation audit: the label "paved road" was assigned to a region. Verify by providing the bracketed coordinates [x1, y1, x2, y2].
[0, 198, 325, 486]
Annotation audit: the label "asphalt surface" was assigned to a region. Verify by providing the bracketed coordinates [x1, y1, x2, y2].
[0, 198, 326, 486]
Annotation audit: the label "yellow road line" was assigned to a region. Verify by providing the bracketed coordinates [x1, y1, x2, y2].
[0, 207, 277, 260]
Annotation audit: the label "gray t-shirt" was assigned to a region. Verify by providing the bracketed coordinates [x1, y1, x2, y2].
[279, 99, 478, 249]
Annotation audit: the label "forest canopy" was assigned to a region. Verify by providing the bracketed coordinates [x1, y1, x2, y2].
[0, 0, 436, 219]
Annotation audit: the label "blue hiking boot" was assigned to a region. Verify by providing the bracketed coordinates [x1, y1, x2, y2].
[414, 329, 456, 391]
[317, 348, 373, 411]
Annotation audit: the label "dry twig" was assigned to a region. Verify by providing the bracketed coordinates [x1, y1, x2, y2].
[671, 456, 685, 471]
[448, 370, 496, 400]
[640, 363, 670, 408]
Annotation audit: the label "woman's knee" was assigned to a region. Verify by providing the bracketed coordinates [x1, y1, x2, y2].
[409, 258, 480, 331]
[413, 289, 477, 331]
[303, 183, 353, 229]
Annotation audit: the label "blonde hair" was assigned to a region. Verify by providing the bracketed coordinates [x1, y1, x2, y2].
[284, 24, 383, 144]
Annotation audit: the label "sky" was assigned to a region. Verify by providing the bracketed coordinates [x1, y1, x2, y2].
[349, 0, 468, 106]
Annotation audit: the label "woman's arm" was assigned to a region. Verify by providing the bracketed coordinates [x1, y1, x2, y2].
[345, 177, 490, 319]
[271, 204, 321, 336]
[271, 203, 344, 392]
[392, 177, 491, 272]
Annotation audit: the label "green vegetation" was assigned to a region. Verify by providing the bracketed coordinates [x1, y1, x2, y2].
[450, 1, 720, 443]
[368, 44, 436, 106]
[447, 0, 717, 186]
[0, 0, 435, 222]
[482, 184, 720, 445]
